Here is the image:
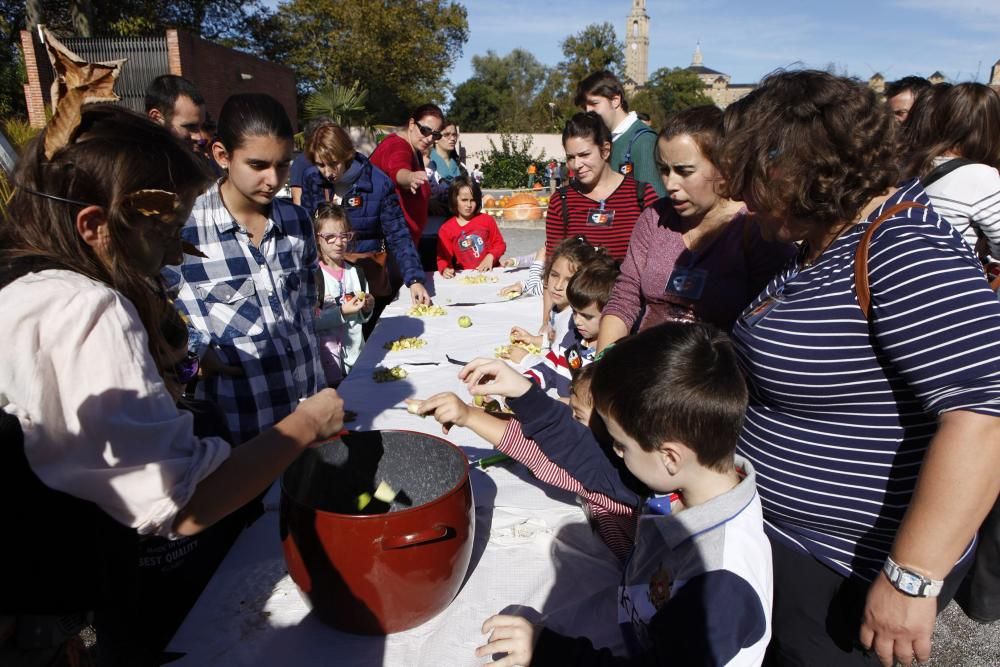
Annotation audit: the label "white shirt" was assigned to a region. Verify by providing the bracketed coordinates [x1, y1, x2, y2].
[923, 157, 1000, 258]
[0, 270, 231, 537]
[610, 110, 640, 142]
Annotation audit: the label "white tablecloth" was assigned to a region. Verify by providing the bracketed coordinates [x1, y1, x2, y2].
[167, 268, 625, 666]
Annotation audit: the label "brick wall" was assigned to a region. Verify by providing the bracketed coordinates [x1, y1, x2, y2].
[168, 29, 297, 130]
[20, 29, 297, 130]
[20, 30, 51, 128]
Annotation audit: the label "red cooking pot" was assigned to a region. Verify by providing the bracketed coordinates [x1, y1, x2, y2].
[280, 430, 474, 635]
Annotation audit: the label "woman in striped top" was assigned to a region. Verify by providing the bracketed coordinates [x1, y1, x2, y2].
[545, 112, 659, 261]
[719, 70, 1000, 666]
[902, 83, 1000, 263]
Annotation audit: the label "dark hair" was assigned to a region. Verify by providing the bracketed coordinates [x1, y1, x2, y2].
[216, 93, 294, 152]
[657, 105, 724, 169]
[544, 236, 611, 284]
[718, 69, 898, 229]
[447, 176, 481, 216]
[567, 260, 619, 311]
[591, 322, 748, 471]
[144, 75, 205, 120]
[575, 70, 629, 112]
[313, 202, 352, 230]
[409, 103, 445, 124]
[562, 111, 613, 149]
[902, 83, 1000, 178]
[2, 104, 212, 374]
[569, 362, 596, 395]
[885, 75, 931, 101]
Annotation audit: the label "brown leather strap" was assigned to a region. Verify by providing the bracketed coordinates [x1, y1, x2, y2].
[854, 202, 927, 318]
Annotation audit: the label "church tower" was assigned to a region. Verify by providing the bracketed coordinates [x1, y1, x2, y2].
[624, 0, 650, 90]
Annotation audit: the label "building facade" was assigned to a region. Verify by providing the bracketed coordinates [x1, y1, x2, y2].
[684, 45, 755, 108]
[623, 0, 650, 90]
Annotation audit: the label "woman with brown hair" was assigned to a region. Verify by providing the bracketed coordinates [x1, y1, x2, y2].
[370, 103, 445, 247]
[596, 105, 792, 349]
[306, 121, 431, 326]
[902, 82, 1000, 263]
[0, 103, 344, 659]
[718, 70, 1000, 666]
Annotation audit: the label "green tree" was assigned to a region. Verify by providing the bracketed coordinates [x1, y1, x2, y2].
[558, 22, 624, 86]
[480, 133, 545, 189]
[304, 81, 369, 126]
[448, 78, 505, 132]
[645, 67, 713, 115]
[260, 0, 468, 123]
[448, 49, 548, 132]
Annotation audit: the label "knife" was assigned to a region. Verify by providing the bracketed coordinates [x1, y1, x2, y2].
[446, 354, 471, 366]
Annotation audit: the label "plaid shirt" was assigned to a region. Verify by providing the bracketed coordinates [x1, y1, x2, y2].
[164, 184, 323, 444]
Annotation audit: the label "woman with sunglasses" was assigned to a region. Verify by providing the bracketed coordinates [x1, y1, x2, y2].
[0, 103, 344, 662]
[370, 103, 445, 248]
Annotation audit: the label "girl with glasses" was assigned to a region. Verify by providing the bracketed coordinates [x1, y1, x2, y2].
[313, 203, 373, 386]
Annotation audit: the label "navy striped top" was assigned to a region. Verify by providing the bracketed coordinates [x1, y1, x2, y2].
[732, 180, 1000, 581]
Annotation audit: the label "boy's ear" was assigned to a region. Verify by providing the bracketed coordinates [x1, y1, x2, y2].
[657, 441, 685, 476]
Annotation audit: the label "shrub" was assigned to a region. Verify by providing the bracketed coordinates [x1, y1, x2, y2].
[480, 134, 545, 189]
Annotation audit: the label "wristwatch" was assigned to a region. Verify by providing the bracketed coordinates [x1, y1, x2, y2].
[882, 557, 944, 597]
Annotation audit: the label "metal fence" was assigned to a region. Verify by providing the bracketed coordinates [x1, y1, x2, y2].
[60, 36, 169, 113]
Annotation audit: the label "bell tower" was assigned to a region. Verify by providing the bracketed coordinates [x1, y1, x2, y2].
[624, 0, 649, 90]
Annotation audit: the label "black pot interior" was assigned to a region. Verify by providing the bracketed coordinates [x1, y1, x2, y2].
[282, 430, 467, 516]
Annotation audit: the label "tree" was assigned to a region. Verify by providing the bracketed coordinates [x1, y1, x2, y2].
[645, 67, 713, 115]
[480, 134, 545, 189]
[304, 81, 369, 126]
[558, 22, 624, 86]
[448, 78, 505, 132]
[260, 0, 468, 123]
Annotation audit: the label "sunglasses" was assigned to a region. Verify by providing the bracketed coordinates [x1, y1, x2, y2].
[318, 231, 356, 244]
[169, 352, 200, 385]
[415, 122, 443, 141]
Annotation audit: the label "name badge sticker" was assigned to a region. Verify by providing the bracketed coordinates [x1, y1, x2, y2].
[587, 208, 615, 227]
[619, 162, 634, 176]
[345, 194, 364, 208]
[664, 267, 708, 301]
[742, 295, 782, 328]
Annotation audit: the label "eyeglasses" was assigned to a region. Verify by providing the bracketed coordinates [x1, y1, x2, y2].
[415, 122, 443, 141]
[168, 352, 200, 385]
[318, 231, 355, 244]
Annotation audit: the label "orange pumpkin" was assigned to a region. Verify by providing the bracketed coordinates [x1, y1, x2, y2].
[503, 193, 543, 220]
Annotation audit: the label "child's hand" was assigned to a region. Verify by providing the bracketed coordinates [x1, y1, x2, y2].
[476, 614, 539, 666]
[499, 282, 523, 299]
[414, 392, 471, 435]
[341, 294, 364, 315]
[501, 256, 517, 268]
[505, 345, 529, 364]
[362, 293, 375, 313]
[475, 254, 494, 272]
[538, 322, 554, 345]
[441, 267, 456, 279]
[510, 326, 542, 348]
[460, 358, 532, 399]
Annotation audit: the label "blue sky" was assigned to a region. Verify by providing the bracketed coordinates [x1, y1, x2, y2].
[446, 0, 1000, 85]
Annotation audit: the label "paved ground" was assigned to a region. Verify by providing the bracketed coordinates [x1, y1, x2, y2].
[497, 225, 1000, 667]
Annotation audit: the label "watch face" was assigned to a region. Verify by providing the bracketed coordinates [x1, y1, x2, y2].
[898, 571, 924, 596]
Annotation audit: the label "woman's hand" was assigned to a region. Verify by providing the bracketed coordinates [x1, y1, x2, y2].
[407, 169, 429, 194]
[460, 358, 532, 399]
[441, 267, 456, 279]
[510, 326, 542, 348]
[295, 388, 345, 444]
[341, 294, 365, 316]
[476, 254, 495, 272]
[414, 392, 470, 435]
[859, 574, 936, 667]
[476, 614, 540, 667]
[409, 283, 431, 305]
[362, 293, 375, 313]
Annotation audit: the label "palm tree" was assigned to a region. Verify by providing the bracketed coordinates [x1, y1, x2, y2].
[304, 81, 369, 126]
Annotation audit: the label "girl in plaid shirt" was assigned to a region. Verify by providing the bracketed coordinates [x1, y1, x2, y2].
[167, 94, 325, 443]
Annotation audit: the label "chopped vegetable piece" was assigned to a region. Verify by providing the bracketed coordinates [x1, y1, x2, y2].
[356, 492, 373, 511]
[373, 481, 397, 503]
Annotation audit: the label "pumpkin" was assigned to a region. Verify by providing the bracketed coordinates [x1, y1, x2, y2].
[502, 192, 543, 220]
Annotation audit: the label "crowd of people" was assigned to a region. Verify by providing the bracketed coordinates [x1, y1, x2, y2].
[1, 54, 998, 667]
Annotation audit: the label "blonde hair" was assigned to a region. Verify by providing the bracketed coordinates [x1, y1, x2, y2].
[306, 122, 357, 165]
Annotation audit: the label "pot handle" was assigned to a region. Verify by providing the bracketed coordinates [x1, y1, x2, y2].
[381, 525, 452, 550]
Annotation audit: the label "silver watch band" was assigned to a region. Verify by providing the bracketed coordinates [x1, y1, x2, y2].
[883, 556, 944, 598]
